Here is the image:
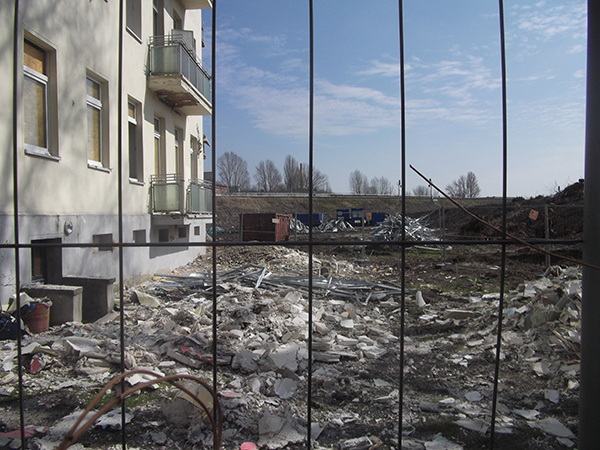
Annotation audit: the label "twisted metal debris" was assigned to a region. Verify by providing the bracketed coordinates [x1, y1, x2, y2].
[370, 213, 439, 242]
[154, 263, 403, 303]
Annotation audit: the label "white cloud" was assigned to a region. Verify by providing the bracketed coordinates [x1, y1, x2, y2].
[567, 44, 585, 54]
[514, 1, 586, 41]
[358, 60, 401, 78]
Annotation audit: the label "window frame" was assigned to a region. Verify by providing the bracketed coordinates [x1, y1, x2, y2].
[86, 74, 110, 171]
[86, 76, 103, 167]
[154, 117, 166, 176]
[128, 100, 144, 183]
[23, 64, 49, 155]
[126, 0, 142, 42]
[23, 38, 59, 160]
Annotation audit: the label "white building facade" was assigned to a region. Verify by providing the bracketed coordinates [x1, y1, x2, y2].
[0, 0, 213, 305]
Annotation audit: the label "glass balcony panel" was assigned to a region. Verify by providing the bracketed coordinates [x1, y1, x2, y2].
[151, 45, 179, 74]
[153, 182, 183, 213]
[187, 181, 212, 213]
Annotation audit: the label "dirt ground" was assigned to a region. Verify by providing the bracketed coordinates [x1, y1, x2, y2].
[0, 184, 584, 450]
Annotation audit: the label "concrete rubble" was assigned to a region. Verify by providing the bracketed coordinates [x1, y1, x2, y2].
[0, 245, 582, 449]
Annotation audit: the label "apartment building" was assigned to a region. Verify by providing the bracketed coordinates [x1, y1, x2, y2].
[0, 0, 213, 305]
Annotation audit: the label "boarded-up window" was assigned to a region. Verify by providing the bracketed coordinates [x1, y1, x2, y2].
[23, 41, 48, 151]
[86, 77, 102, 163]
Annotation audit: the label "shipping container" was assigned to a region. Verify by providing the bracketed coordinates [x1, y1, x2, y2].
[336, 208, 350, 222]
[294, 213, 323, 226]
[350, 208, 365, 225]
[371, 212, 388, 226]
[240, 213, 290, 242]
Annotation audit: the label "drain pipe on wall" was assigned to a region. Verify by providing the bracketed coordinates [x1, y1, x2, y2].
[579, 1, 600, 448]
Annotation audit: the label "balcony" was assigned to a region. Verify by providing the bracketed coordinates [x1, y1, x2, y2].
[151, 174, 185, 214]
[151, 175, 212, 215]
[179, 0, 212, 9]
[148, 33, 212, 116]
[187, 179, 213, 214]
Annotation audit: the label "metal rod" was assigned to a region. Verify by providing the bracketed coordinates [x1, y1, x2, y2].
[116, 0, 127, 446]
[397, 0, 407, 446]
[11, 1, 25, 446]
[211, 0, 219, 414]
[490, 1, 509, 446]
[307, 1, 315, 446]
[579, 1, 600, 447]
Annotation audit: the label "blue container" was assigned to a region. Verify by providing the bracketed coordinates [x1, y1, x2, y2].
[350, 208, 365, 225]
[371, 212, 388, 226]
[336, 208, 350, 222]
[295, 213, 323, 226]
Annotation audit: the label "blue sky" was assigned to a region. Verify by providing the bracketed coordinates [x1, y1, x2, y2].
[203, 0, 586, 197]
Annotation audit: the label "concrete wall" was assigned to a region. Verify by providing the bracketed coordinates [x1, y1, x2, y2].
[0, 212, 211, 307]
[0, 1, 211, 307]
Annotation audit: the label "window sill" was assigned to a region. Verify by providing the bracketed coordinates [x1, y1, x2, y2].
[25, 148, 61, 162]
[87, 162, 111, 173]
[126, 27, 143, 44]
[129, 178, 145, 186]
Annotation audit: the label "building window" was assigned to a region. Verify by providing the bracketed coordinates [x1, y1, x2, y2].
[128, 100, 143, 182]
[178, 226, 187, 239]
[23, 39, 58, 158]
[153, 0, 164, 37]
[133, 229, 146, 244]
[126, 0, 141, 39]
[174, 127, 183, 177]
[190, 135, 199, 181]
[158, 228, 169, 242]
[93, 233, 113, 252]
[31, 238, 62, 284]
[154, 117, 165, 176]
[86, 76, 104, 166]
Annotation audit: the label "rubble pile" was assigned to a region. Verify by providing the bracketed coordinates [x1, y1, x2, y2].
[0, 246, 582, 450]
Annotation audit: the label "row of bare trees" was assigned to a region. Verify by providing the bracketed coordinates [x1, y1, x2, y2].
[348, 170, 396, 195]
[217, 152, 331, 193]
[412, 171, 481, 198]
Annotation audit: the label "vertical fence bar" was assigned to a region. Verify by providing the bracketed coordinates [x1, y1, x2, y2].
[211, 0, 219, 406]
[544, 205, 551, 267]
[11, 0, 26, 446]
[116, 0, 127, 446]
[307, 1, 314, 447]
[397, 0, 407, 447]
[490, 0, 509, 447]
[580, 1, 600, 448]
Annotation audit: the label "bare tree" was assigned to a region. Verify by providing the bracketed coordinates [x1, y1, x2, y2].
[412, 185, 430, 196]
[254, 160, 282, 192]
[217, 152, 251, 192]
[283, 155, 301, 192]
[446, 171, 481, 198]
[312, 168, 332, 193]
[283, 155, 331, 193]
[370, 176, 394, 195]
[349, 170, 369, 194]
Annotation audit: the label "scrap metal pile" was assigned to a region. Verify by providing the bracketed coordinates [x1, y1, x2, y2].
[371, 213, 439, 242]
[290, 218, 356, 235]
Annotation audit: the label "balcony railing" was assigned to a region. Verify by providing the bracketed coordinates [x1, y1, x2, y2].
[187, 179, 213, 213]
[148, 33, 211, 113]
[151, 174, 185, 214]
[151, 175, 212, 214]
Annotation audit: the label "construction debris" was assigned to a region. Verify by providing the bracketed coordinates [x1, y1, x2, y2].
[0, 244, 582, 449]
[371, 213, 439, 242]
